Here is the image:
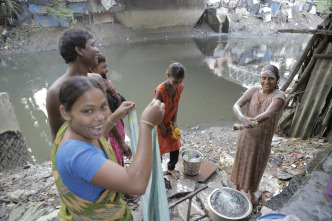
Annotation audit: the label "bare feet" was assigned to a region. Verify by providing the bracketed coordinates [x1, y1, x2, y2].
[167, 169, 181, 180]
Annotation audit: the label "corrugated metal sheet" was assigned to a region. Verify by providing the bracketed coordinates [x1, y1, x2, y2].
[86, 0, 107, 13]
[33, 14, 69, 26]
[28, 4, 48, 14]
[288, 43, 332, 139]
[68, 2, 89, 14]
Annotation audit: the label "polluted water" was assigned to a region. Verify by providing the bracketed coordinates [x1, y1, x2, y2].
[210, 188, 250, 217]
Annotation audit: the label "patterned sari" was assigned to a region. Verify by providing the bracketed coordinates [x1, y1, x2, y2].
[51, 122, 132, 220]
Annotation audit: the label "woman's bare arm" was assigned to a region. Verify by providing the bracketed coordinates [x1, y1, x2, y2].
[91, 99, 164, 195]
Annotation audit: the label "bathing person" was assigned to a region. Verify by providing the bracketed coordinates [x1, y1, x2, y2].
[154, 62, 185, 179]
[231, 65, 286, 205]
[89, 53, 131, 165]
[52, 76, 164, 220]
[46, 28, 115, 141]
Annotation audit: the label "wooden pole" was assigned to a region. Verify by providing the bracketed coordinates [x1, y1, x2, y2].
[313, 54, 332, 59]
[280, 25, 322, 91]
[278, 29, 332, 35]
[290, 22, 332, 94]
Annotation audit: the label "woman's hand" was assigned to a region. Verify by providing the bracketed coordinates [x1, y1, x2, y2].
[233, 124, 243, 131]
[119, 142, 132, 159]
[114, 101, 135, 119]
[173, 121, 178, 129]
[141, 99, 165, 127]
[240, 116, 255, 128]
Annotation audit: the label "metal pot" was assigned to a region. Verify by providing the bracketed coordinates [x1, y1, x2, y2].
[208, 188, 252, 221]
[181, 149, 203, 176]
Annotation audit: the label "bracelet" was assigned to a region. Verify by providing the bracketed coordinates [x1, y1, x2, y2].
[108, 116, 117, 126]
[140, 120, 155, 128]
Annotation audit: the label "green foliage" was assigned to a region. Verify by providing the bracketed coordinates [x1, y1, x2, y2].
[316, 0, 332, 13]
[0, 0, 21, 26]
[278, 179, 284, 185]
[46, 0, 75, 23]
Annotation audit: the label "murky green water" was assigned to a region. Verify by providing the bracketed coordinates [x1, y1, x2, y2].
[0, 34, 310, 163]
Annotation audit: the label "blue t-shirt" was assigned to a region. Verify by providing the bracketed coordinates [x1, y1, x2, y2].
[55, 139, 107, 202]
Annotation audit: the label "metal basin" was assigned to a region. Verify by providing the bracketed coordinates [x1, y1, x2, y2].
[181, 149, 203, 176]
[208, 188, 252, 221]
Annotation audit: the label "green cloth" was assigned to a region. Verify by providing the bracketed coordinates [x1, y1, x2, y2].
[128, 108, 170, 221]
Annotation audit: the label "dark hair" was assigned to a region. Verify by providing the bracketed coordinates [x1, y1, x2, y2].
[59, 29, 93, 64]
[96, 53, 106, 64]
[166, 62, 185, 78]
[59, 76, 105, 111]
[263, 65, 280, 89]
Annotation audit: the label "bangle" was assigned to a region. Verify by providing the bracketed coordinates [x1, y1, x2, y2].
[108, 116, 117, 126]
[140, 120, 155, 128]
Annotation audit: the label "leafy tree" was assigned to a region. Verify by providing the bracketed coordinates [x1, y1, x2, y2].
[316, 0, 332, 13]
[0, 0, 21, 26]
[46, 0, 75, 24]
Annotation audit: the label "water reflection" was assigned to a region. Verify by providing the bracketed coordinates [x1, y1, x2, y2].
[0, 34, 310, 163]
[195, 35, 309, 88]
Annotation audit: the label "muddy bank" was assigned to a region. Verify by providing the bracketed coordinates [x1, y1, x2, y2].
[0, 12, 324, 56]
[0, 126, 329, 220]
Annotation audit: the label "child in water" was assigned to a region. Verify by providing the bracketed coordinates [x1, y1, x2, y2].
[154, 62, 185, 179]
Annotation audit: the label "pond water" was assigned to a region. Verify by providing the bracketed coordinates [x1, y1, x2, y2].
[0, 34, 310, 163]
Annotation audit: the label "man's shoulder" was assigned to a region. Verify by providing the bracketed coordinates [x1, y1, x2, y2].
[48, 74, 68, 92]
[47, 74, 69, 101]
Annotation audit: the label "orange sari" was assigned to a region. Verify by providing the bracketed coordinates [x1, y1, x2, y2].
[154, 82, 183, 155]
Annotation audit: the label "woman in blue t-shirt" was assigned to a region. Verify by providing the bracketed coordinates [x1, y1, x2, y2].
[52, 76, 165, 220]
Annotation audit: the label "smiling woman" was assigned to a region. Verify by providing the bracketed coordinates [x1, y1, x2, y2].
[52, 76, 165, 220]
[231, 64, 286, 205]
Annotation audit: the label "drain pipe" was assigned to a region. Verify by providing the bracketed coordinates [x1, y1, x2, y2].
[169, 184, 209, 220]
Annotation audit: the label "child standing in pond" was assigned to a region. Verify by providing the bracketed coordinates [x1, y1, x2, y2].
[154, 62, 185, 179]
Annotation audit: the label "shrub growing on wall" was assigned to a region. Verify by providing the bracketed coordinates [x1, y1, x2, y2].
[0, 0, 21, 26]
[46, 0, 75, 24]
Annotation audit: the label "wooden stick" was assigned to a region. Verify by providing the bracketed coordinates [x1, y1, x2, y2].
[280, 25, 322, 91]
[290, 22, 332, 94]
[168, 185, 208, 208]
[278, 29, 332, 35]
[313, 54, 332, 59]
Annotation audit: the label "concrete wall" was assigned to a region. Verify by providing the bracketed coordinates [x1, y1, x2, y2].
[0, 92, 28, 171]
[206, 8, 229, 33]
[114, 0, 206, 30]
[0, 93, 20, 135]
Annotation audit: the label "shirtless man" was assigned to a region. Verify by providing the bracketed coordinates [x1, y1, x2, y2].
[46, 29, 132, 158]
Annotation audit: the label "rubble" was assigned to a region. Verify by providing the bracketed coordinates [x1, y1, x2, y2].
[0, 126, 328, 220]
